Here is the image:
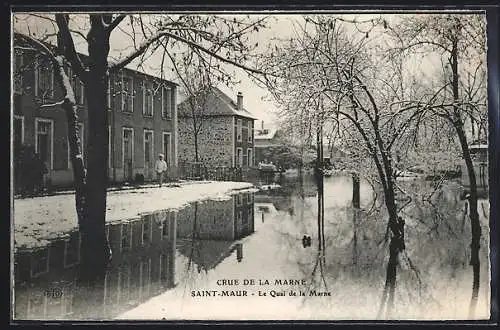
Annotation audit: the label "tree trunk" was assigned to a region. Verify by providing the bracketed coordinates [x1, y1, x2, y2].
[450, 30, 481, 318]
[352, 172, 360, 268]
[352, 172, 360, 209]
[53, 56, 87, 228]
[352, 176, 359, 266]
[455, 122, 481, 318]
[78, 19, 112, 282]
[378, 163, 403, 319]
[194, 128, 199, 163]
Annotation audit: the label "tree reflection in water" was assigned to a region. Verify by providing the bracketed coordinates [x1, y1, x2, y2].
[271, 173, 489, 319]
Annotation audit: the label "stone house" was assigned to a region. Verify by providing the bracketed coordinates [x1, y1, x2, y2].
[12, 33, 178, 188]
[177, 87, 257, 168]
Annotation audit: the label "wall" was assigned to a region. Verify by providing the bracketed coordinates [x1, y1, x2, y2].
[233, 116, 255, 168]
[178, 116, 233, 167]
[13, 43, 178, 188]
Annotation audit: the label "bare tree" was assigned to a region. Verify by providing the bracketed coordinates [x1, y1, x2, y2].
[13, 12, 269, 281]
[386, 13, 487, 317]
[175, 57, 215, 163]
[255, 15, 469, 318]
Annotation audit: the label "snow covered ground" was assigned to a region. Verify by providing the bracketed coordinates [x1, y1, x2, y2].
[13, 181, 256, 250]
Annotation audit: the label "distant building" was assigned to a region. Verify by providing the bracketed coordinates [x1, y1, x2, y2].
[177, 87, 257, 168]
[254, 121, 283, 165]
[12, 33, 178, 188]
[461, 141, 488, 196]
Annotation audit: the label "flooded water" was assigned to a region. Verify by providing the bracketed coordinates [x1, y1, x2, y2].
[12, 174, 491, 321]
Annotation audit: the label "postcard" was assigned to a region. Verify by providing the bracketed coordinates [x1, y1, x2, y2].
[10, 9, 493, 321]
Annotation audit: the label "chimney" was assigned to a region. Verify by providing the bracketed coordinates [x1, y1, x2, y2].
[237, 92, 243, 110]
[261, 120, 264, 130]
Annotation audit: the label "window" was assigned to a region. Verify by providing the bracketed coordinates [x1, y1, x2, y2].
[35, 118, 53, 170]
[144, 130, 153, 168]
[68, 123, 84, 169]
[162, 86, 172, 118]
[236, 194, 242, 206]
[162, 132, 172, 167]
[35, 57, 54, 99]
[121, 73, 134, 113]
[140, 258, 152, 296]
[120, 223, 132, 252]
[14, 49, 23, 94]
[248, 121, 253, 143]
[236, 147, 243, 168]
[162, 219, 169, 238]
[160, 253, 169, 282]
[27, 295, 46, 319]
[247, 148, 253, 167]
[237, 119, 242, 142]
[13, 115, 24, 151]
[122, 128, 134, 180]
[143, 81, 153, 117]
[118, 265, 131, 304]
[142, 216, 152, 245]
[30, 248, 50, 278]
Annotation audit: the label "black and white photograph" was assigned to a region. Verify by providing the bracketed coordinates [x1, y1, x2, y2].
[10, 9, 493, 321]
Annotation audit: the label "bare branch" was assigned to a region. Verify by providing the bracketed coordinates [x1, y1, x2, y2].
[109, 29, 268, 76]
[107, 14, 127, 32]
[54, 14, 87, 80]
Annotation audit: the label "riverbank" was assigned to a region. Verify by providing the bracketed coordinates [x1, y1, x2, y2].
[13, 181, 256, 250]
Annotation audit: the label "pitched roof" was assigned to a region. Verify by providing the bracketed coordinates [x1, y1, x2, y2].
[254, 127, 278, 140]
[177, 86, 258, 120]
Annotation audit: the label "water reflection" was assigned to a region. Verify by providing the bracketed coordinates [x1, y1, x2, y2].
[13, 192, 255, 320]
[14, 174, 490, 320]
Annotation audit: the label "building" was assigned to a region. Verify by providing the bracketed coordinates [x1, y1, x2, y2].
[254, 121, 282, 165]
[177, 87, 257, 168]
[461, 140, 489, 197]
[12, 33, 178, 188]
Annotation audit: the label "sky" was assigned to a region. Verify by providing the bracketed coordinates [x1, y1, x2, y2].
[12, 11, 487, 129]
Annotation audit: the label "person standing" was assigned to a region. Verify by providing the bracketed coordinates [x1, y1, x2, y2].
[155, 153, 168, 187]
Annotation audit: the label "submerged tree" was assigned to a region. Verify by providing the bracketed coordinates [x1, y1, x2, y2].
[255, 14, 477, 318]
[387, 13, 487, 317]
[13, 13, 269, 281]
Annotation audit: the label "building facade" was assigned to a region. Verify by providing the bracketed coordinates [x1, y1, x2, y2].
[177, 87, 256, 168]
[12, 34, 178, 188]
